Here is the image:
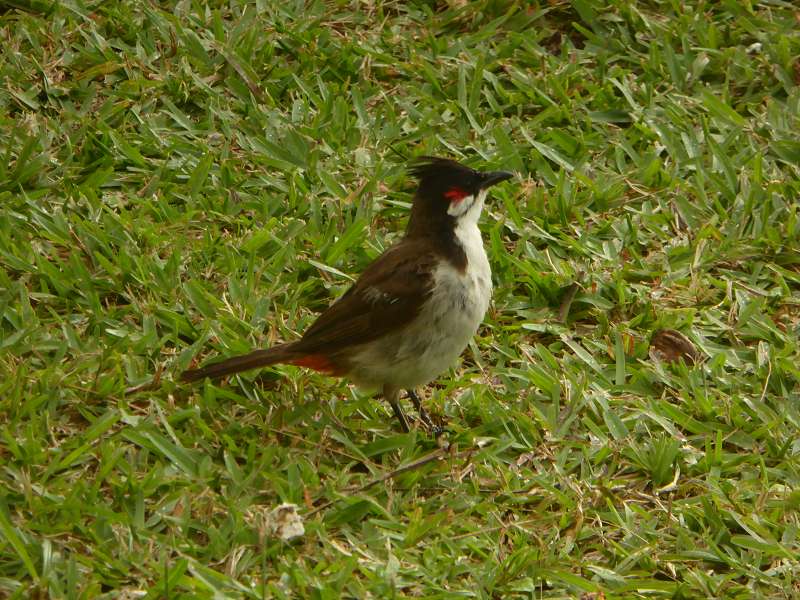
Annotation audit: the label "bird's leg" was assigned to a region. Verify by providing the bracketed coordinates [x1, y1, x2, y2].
[405, 389, 435, 430]
[384, 385, 410, 432]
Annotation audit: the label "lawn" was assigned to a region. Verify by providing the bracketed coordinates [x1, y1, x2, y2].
[1, 0, 799, 597]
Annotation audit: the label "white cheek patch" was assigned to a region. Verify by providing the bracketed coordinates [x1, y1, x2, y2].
[447, 194, 474, 217]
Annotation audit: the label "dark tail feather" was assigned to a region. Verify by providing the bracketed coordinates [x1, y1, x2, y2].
[181, 343, 298, 383]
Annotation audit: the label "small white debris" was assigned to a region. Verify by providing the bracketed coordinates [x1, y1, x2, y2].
[267, 503, 305, 542]
[746, 42, 762, 54]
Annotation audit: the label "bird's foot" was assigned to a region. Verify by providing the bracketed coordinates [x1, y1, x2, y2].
[405, 389, 446, 438]
[388, 398, 411, 433]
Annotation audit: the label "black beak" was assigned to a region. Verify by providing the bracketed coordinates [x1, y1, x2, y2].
[480, 170, 514, 189]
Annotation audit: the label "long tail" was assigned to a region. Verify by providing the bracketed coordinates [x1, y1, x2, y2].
[181, 343, 300, 383]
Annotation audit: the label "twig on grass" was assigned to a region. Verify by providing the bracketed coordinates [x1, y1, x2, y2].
[307, 446, 454, 517]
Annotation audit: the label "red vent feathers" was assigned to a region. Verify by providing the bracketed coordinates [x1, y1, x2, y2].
[289, 354, 339, 374]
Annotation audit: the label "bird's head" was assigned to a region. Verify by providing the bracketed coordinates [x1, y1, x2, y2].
[407, 156, 513, 233]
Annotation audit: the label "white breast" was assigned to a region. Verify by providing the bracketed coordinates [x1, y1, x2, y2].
[348, 190, 492, 390]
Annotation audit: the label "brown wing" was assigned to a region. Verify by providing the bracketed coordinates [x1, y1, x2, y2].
[293, 239, 437, 355]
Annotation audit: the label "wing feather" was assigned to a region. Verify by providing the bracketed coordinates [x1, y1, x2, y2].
[294, 240, 437, 354]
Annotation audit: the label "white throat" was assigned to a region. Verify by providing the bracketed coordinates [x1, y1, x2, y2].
[447, 188, 488, 223]
[452, 188, 489, 277]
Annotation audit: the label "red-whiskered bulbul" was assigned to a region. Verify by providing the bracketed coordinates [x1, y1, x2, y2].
[181, 157, 513, 431]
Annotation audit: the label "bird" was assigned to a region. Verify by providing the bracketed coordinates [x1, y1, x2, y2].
[181, 156, 513, 431]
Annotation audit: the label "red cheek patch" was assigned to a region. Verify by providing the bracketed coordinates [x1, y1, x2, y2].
[444, 187, 468, 202]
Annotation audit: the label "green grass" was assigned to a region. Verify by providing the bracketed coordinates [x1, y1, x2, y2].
[1, 0, 800, 597]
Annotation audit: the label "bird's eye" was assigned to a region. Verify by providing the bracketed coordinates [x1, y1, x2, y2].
[444, 187, 468, 202]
